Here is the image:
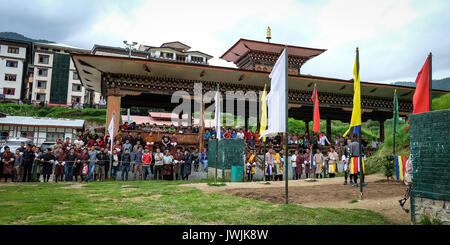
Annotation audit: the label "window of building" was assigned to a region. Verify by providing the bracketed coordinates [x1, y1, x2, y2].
[38, 69, 48, 77]
[6, 60, 18, 68]
[160, 52, 174, 59]
[72, 96, 81, 103]
[4, 74, 17, 81]
[191, 56, 204, 63]
[37, 80, 47, 89]
[46, 132, 65, 142]
[64, 50, 70, 53]
[53, 49, 61, 53]
[73, 71, 79, 80]
[20, 131, 34, 140]
[36, 93, 46, 102]
[7, 46, 19, 54]
[40, 47, 49, 51]
[38, 54, 49, 64]
[3, 88, 15, 95]
[72, 84, 82, 92]
[176, 56, 186, 62]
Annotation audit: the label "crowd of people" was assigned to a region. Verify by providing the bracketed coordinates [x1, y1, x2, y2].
[0, 120, 374, 186]
[244, 137, 368, 187]
[0, 129, 209, 183]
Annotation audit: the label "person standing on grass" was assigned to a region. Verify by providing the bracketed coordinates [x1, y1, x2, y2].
[303, 148, 311, 179]
[54, 149, 66, 183]
[13, 149, 23, 182]
[343, 138, 352, 185]
[273, 149, 283, 181]
[1, 146, 14, 182]
[182, 149, 192, 180]
[142, 147, 152, 180]
[65, 148, 77, 182]
[162, 150, 173, 180]
[95, 148, 108, 181]
[200, 148, 208, 173]
[173, 148, 184, 180]
[87, 146, 97, 182]
[76, 149, 89, 182]
[265, 148, 274, 181]
[133, 147, 143, 181]
[153, 148, 164, 180]
[245, 150, 256, 181]
[191, 148, 200, 172]
[291, 150, 298, 180]
[41, 148, 55, 182]
[295, 149, 303, 180]
[34, 147, 43, 182]
[22, 144, 33, 182]
[81, 162, 88, 182]
[121, 148, 132, 181]
[327, 146, 339, 178]
[111, 149, 120, 180]
[314, 148, 324, 178]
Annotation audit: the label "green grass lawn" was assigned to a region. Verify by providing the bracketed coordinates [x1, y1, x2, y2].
[0, 181, 391, 225]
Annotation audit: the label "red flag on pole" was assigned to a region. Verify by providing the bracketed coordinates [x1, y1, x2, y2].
[412, 56, 431, 114]
[311, 86, 320, 133]
[405, 54, 432, 133]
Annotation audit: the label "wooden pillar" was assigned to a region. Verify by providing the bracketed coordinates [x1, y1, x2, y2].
[199, 102, 205, 152]
[305, 120, 310, 135]
[244, 100, 249, 130]
[379, 120, 385, 142]
[256, 99, 260, 132]
[326, 118, 332, 140]
[106, 88, 121, 138]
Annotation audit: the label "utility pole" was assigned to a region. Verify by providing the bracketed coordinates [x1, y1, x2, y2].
[123, 40, 138, 58]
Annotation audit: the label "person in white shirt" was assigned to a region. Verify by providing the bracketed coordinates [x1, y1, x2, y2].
[73, 136, 84, 149]
[319, 133, 330, 146]
[236, 129, 245, 140]
[291, 150, 298, 180]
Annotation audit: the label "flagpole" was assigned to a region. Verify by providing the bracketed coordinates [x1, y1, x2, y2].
[429, 52, 432, 111]
[284, 46, 289, 205]
[312, 84, 316, 180]
[393, 90, 397, 159]
[356, 47, 363, 199]
[215, 84, 219, 184]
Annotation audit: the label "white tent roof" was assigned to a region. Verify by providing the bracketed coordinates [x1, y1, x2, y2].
[0, 116, 85, 128]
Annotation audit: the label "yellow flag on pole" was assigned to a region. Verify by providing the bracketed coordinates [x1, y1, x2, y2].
[343, 48, 362, 137]
[260, 85, 267, 142]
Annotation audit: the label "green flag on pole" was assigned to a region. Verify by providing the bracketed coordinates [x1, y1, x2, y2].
[393, 89, 399, 134]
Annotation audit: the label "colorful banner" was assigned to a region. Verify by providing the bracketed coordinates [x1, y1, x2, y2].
[395, 155, 407, 181]
[349, 157, 365, 175]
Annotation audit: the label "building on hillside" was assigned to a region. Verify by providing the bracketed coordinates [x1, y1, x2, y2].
[30, 42, 101, 107]
[0, 115, 85, 145]
[0, 38, 32, 102]
[92, 41, 213, 65]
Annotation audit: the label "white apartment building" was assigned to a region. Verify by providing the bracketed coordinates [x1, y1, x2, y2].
[32, 42, 100, 106]
[92, 41, 212, 65]
[0, 39, 31, 102]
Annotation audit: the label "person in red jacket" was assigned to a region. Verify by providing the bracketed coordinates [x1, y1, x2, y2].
[142, 147, 152, 180]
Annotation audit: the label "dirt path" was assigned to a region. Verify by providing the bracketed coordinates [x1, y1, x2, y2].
[182, 174, 411, 224]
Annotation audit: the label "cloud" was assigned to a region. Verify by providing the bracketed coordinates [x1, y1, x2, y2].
[1, 0, 449, 82]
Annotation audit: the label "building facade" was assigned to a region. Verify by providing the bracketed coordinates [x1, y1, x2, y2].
[30, 42, 101, 106]
[0, 39, 32, 102]
[0, 115, 84, 145]
[92, 41, 212, 65]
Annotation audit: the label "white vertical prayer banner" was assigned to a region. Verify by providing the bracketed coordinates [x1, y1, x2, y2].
[214, 90, 221, 140]
[262, 48, 287, 137]
[108, 117, 115, 152]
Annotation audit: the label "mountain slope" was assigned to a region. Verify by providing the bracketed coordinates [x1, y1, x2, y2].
[0, 32, 54, 43]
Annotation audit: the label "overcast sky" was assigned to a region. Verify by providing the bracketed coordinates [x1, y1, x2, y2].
[1, 0, 449, 83]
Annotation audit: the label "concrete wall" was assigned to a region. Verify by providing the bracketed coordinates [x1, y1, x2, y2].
[410, 109, 450, 224]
